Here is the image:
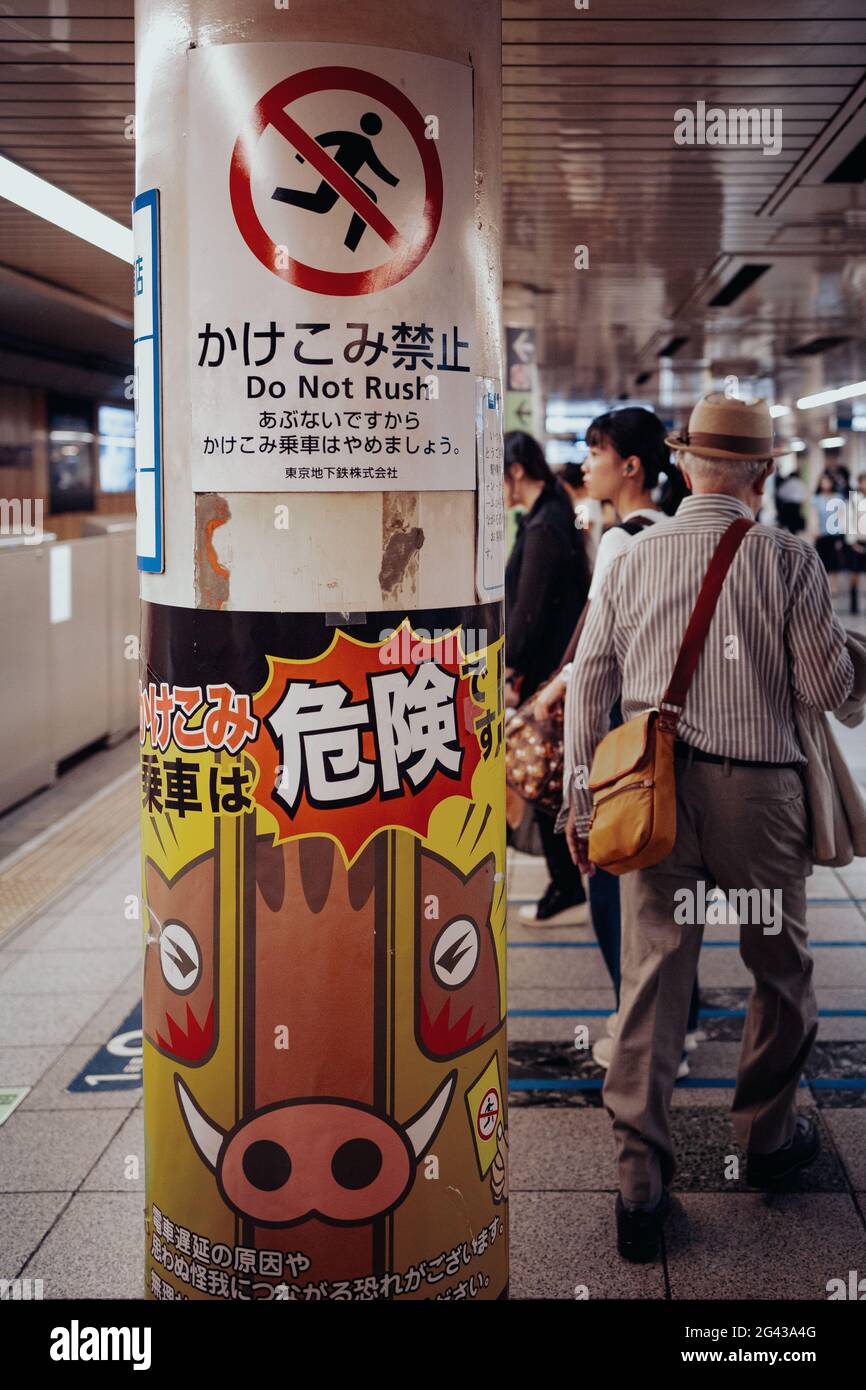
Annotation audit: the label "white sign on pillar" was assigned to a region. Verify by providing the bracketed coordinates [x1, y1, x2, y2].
[476, 379, 505, 602]
[187, 42, 476, 493]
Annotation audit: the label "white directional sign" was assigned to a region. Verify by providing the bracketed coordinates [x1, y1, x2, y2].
[511, 330, 535, 364]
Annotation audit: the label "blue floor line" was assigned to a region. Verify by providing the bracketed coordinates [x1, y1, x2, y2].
[810, 898, 866, 905]
[509, 939, 866, 949]
[509, 1077, 866, 1092]
[810, 1077, 866, 1089]
[507, 895, 866, 907]
[507, 1006, 866, 1019]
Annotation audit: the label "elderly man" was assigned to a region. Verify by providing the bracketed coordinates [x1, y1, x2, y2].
[564, 393, 855, 1262]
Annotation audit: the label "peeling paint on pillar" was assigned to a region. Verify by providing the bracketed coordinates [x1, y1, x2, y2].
[195, 493, 231, 609]
[379, 493, 424, 606]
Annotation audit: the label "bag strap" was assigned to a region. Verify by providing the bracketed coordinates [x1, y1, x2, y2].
[658, 517, 754, 732]
[617, 516, 654, 536]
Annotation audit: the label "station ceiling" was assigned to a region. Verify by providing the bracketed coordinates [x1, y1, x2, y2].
[503, 0, 866, 414]
[2, 1, 866, 413]
[0, 0, 134, 376]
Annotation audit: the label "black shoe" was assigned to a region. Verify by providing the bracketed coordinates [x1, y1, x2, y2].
[534, 882, 558, 918]
[615, 1190, 669, 1263]
[531, 885, 586, 922]
[745, 1116, 820, 1189]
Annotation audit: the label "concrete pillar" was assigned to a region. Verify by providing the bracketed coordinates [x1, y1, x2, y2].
[135, 0, 507, 1302]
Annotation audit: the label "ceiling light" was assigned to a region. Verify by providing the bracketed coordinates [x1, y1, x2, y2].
[769, 405, 790, 418]
[788, 336, 850, 358]
[657, 335, 689, 359]
[0, 154, 133, 262]
[707, 263, 771, 308]
[789, 439, 807, 451]
[797, 380, 866, 410]
[819, 436, 845, 448]
[825, 132, 866, 184]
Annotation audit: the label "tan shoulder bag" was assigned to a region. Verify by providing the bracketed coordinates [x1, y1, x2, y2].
[587, 517, 754, 875]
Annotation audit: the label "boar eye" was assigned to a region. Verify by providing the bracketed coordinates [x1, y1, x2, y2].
[331, 1138, 382, 1190]
[242, 1139, 291, 1191]
[432, 917, 479, 988]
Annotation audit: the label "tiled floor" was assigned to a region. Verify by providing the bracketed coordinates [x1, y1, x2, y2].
[1, 667, 866, 1300]
[0, 739, 143, 1300]
[0, 735, 138, 863]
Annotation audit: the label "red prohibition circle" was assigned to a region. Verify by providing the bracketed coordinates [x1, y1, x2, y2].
[476, 1088, 499, 1140]
[229, 65, 444, 297]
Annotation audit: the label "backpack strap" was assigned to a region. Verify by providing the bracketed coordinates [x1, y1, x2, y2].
[617, 516, 654, 537]
[658, 517, 754, 733]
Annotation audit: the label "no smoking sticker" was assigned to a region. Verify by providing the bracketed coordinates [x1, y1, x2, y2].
[465, 1053, 505, 1177]
[476, 1087, 499, 1141]
[188, 41, 476, 494]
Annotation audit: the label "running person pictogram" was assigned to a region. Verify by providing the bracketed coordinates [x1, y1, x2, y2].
[229, 66, 444, 295]
[272, 112, 400, 252]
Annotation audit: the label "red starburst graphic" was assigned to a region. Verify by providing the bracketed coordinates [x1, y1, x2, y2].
[248, 623, 482, 861]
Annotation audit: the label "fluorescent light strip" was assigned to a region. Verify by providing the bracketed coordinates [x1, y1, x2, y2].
[769, 404, 790, 418]
[0, 155, 133, 263]
[797, 380, 866, 411]
[819, 436, 845, 449]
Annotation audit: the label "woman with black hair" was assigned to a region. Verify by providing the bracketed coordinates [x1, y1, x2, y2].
[536, 408, 702, 1071]
[504, 430, 592, 925]
[534, 408, 671, 725]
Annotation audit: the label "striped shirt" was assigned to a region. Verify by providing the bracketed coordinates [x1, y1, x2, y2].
[564, 494, 855, 832]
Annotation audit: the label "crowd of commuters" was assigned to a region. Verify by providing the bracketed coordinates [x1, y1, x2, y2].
[503, 394, 862, 1264]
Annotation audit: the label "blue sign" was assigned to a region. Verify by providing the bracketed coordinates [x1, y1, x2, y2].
[67, 1003, 143, 1092]
[132, 188, 164, 573]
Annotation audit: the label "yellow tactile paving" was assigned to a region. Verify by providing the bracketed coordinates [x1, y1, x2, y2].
[0, 772, 138, 945]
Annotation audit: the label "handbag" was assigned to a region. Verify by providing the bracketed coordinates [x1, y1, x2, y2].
[587, 516, 754, 874]
[505, 699, 565, 818]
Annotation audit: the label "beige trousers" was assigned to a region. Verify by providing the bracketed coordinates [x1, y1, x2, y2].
[602, 754, 817, 1205]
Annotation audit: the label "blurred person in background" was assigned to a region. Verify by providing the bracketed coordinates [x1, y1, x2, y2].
[812, 470, 847, 599]
[774, 461, 807, 534]
[655, 457, 691, 517]
[504, 430, 592, 924]
[557, 459, 600, 567]
[843, 469, 866, 616]
[828, 458, 851, 495]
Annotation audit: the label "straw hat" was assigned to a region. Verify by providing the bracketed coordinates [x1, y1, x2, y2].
[665, 392, 790, 461]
